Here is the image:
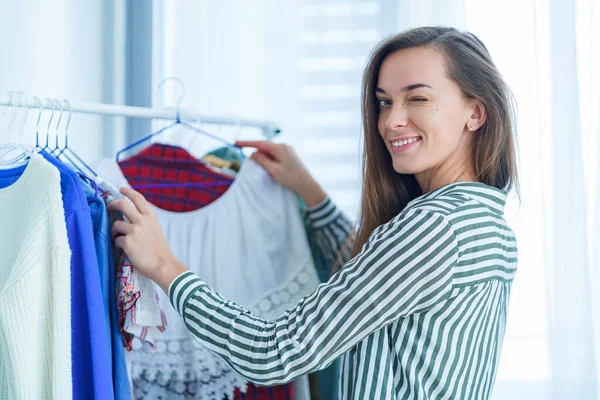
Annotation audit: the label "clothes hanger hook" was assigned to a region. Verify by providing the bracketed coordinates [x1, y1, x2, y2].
[230, 115, 244, 159]
[15, 91, 30, 144]
[33, 97, 42, 148]
[5, 91, 17, 140]
[59, 99, 72, 154]
[45, 97, 56, 148]
[8, 91, 25, 143]
[45, 98, 56, 133]
[63, 99, 72, 138]
[34, 97, 43, 133]
[0, 91, 13, 145]
[53, 99, 64, 151]
[54, 98, 64, 135]
[158, 76, 186, 120]
[0, 91, 8, 123]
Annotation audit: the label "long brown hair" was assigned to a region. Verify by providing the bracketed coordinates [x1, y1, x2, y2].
[343, 26, 519, 263]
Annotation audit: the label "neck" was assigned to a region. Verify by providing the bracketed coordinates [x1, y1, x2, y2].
[415, 165, 477, 193]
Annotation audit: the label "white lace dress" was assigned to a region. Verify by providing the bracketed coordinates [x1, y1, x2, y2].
[95, 158, 321, 400]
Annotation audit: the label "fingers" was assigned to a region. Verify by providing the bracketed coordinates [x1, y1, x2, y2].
[111, 220, 133, 240]
[120, 187, 151, 215]
[251, 151, 279, 174]
[235, 140, 283, 160]
[235, 140, 273, 151]
[107, 198, 142, 224]
[114, 235, 128, 250]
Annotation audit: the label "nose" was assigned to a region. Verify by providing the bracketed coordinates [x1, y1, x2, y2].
[385, 103, 409, 132]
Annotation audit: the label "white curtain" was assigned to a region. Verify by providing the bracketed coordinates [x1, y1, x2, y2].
[155, 0, 600, 398]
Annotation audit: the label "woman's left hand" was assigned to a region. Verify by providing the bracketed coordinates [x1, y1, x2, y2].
[108, 187, 189, 292]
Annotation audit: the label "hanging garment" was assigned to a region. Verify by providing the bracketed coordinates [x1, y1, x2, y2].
[118, 144, 295, 400]
[94, 154, 321, 400]
[96, 179, 168, 351]
[81, 178, 132, 400]
[208, 146, 340, 400]
[41, 152, 114, 400]
[0, 152, 115, 399]
[0, 154, 72, 399]
[118, 144, 233, 212]
[230, 384, 294, 400]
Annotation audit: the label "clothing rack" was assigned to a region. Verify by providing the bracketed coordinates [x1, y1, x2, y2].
[0, 94, 281, 138]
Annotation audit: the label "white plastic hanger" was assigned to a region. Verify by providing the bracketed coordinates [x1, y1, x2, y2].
[0, 92, 36, 169]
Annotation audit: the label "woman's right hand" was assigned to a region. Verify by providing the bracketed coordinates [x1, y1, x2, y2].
[236, 140, 327, 207]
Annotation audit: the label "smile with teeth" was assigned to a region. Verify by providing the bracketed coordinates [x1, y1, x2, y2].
[391, 137, 421, 148]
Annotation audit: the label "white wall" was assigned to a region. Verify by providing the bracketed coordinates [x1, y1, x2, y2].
[0, 0, 113, 163]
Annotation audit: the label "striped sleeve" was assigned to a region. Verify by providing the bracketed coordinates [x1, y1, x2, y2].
[168, 208, 459, 386]
[304, 197, 354, 269]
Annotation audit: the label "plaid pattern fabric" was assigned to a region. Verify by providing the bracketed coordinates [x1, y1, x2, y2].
[118, 143, 234, 212]
[232, 383, 294, 400]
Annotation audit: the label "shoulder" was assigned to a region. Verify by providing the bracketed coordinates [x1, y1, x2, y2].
[405, 190, 506, 229]
[402, 189, 517, 268]
[386, 192, 471, 231]
[367, 198, 461, 249]
[368, 182, 513, 243]
[369, 191, 495, 244]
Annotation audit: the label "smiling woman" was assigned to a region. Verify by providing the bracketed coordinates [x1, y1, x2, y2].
[354, 28, 518, 261]
[110, 26, 520, 400]
[376, 48, 481, 179]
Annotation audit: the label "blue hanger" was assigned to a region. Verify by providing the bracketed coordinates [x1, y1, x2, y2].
[34, 97, 89, 178]
[51, 98, 98, 178]
[115, 116, 238, 190]
[50, 99, 63, 156]
[39, 97, 56, 153]
[114, 78, 241, 189]
[115, 116, 245, 164]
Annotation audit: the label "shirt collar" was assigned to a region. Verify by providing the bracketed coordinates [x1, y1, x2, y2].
[409, 182, 508, 215]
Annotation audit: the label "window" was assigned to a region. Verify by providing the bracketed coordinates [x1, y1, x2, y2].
[153, 0, 397, 217]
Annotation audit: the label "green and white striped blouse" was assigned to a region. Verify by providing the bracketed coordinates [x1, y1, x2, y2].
[168, 182, 518, 399]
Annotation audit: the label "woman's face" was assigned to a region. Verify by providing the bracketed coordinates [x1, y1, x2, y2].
[376, 46, 482, 181]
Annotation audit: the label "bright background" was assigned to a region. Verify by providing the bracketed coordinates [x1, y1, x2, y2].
[0, 1, 598, 398]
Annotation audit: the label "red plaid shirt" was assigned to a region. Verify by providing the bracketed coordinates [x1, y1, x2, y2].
[119, 143, 295, 400]
[118, 143, 233, 212]
[231, 384, 294, 400]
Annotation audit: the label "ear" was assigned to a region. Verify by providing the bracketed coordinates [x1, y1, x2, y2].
[466, 102, 487, 132]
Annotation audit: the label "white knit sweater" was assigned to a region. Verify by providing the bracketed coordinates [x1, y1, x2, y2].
[0, 155, 72, 399]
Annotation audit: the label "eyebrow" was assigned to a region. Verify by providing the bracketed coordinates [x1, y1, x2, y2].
[375, 83, 433, 94]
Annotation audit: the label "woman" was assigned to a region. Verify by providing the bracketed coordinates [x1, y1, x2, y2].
[110, 26, 518, 399]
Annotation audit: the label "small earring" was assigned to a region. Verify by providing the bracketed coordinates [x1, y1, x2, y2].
[468, 125, 473, 131]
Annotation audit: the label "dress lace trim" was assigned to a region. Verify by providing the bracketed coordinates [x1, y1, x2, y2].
[130, 260, 319, 399]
